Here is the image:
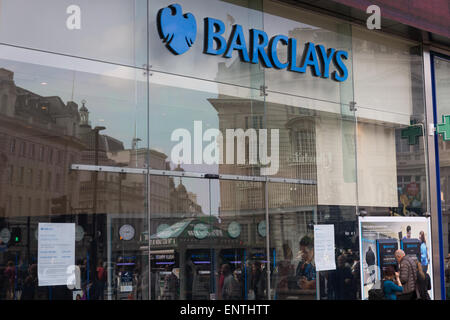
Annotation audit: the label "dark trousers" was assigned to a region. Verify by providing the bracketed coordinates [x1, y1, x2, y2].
[397, 291, 416, 300]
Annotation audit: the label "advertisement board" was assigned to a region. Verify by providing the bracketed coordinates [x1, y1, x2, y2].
[358, 217, 433, 300]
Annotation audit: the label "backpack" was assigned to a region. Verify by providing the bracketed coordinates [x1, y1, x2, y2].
[368, 281, 385, 300]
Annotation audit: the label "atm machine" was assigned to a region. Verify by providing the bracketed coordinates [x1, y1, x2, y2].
[150, 249, 179, 300]
[186, 249, 212, 300]
[401, 238, 421, 262]
[376, 238, 398, 280]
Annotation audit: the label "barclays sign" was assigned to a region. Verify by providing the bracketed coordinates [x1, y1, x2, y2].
[158, 4, 348, 82]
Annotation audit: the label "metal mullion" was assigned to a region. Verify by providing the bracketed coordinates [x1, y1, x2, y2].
[71, 164, 148, 175]
[423, 46, 443, 300]
[71, 164, 318, 185]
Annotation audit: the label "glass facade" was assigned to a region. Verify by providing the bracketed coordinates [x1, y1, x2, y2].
[0, 0, 445, 301]
[434, 55, 450, 299]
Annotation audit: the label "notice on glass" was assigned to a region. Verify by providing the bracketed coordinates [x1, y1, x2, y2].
[38, 223, 75, 287]
[314, 225, 336, 272]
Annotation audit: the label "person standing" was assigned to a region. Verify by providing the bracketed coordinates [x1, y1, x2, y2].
[328, 254, 354, 300]
[366, 246, 376, 284]
[221, 264, 241, 300]
[95, 259, 106, 300]
[248, 262, 261, 300]
[4, 261, 15, 300]
[383, 266, 403, 300]
[295, 236, 316, 290]
[419, 231, 429, 273]
[416, 261, 431, 300]
[403, 226, 412, 239]
[394, 249, 418, 300]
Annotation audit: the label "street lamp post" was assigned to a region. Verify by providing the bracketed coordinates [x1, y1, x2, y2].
[90, 125, 105, 300]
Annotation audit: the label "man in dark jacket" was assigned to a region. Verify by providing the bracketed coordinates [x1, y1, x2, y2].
[366, 247, 375, 266]
[395, 249, 417, 300]
[366, 247, 376, 285]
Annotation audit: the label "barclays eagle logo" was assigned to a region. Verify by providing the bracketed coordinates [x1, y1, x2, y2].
[157, 4, 197, 55]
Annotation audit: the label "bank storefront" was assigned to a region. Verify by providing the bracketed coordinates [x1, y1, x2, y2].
[0, 0, 448, 300]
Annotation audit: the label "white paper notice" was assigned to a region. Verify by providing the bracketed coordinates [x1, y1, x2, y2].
[314, 225, 336, 272]
[38, 223, 75, 286]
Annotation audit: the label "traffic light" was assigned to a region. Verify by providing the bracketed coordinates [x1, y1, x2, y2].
[51, 196, 67, 214]
[11, 227, 21, 244]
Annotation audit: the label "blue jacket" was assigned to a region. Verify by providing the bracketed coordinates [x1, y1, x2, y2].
[383, 280, 403, 300]
[420, 243, 428, 266]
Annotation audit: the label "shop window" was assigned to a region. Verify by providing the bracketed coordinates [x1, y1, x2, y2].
[1, 94, 7, 114]
[20, 141, 26, 157]
[7, 165, 13, 185]
[37, 170, 43, 188]
[27, 168, 33, 187]
[17, 196, 22, 216]
[55, 173, 60, 191]
[48, 148, 53, 164]
[29, 144, 35, 159]
[39, 146, 45, 161]
[10, 138, 15, 154]
[18, 167, 24, 185]
[47, 172, 52, 191]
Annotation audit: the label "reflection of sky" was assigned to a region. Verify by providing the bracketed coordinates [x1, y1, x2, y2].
[149, 82, 220, 214]
[172, 177, 219, 217]
[149, 82, 219, 170]
[435, 58, 450, 118]
[0, 56, 146, 150]
[0, 0, 148, 67]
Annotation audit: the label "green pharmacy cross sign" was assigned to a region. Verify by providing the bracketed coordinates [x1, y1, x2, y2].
[401, 125, 423, 145]
[437, 115, 450, 141]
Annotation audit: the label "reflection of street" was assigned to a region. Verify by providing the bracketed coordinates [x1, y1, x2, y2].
[0, 65, 208, 300]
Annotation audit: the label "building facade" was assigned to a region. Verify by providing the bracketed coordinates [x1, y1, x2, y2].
[0, 0, 448, 300]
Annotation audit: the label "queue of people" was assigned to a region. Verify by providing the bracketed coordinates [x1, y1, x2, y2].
[0, 256, 141, 300]
[217, 261, 267, 300]
[271, 236, 361, 300]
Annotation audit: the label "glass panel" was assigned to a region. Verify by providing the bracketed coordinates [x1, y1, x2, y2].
[147, 176, 267, 301]
[263, 1, 354, 106]
[215, 180, 267, 300]
[316, 206, 359, 300]
[0, 170, 147, 300]
[268, 182, 317, 300]
[147, 176, 211, 300]
[434, 56, 450, 299]
[148, 0, 264, 90]
[0, 45, 148, 169]
[352, 27, 424, 123]
[0, 45, 149, 300]
[149, 71, 266, 176]
[0, 0, 147, 68]
[353, 31, 428, 218]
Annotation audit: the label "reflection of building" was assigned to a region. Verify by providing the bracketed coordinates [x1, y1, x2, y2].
[0, 66, 205, 223]
[209, 89, 319, 257]
[436, 136, 450, 256]
[0, 68, 85, 219]
[394, 128, 428, 216]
